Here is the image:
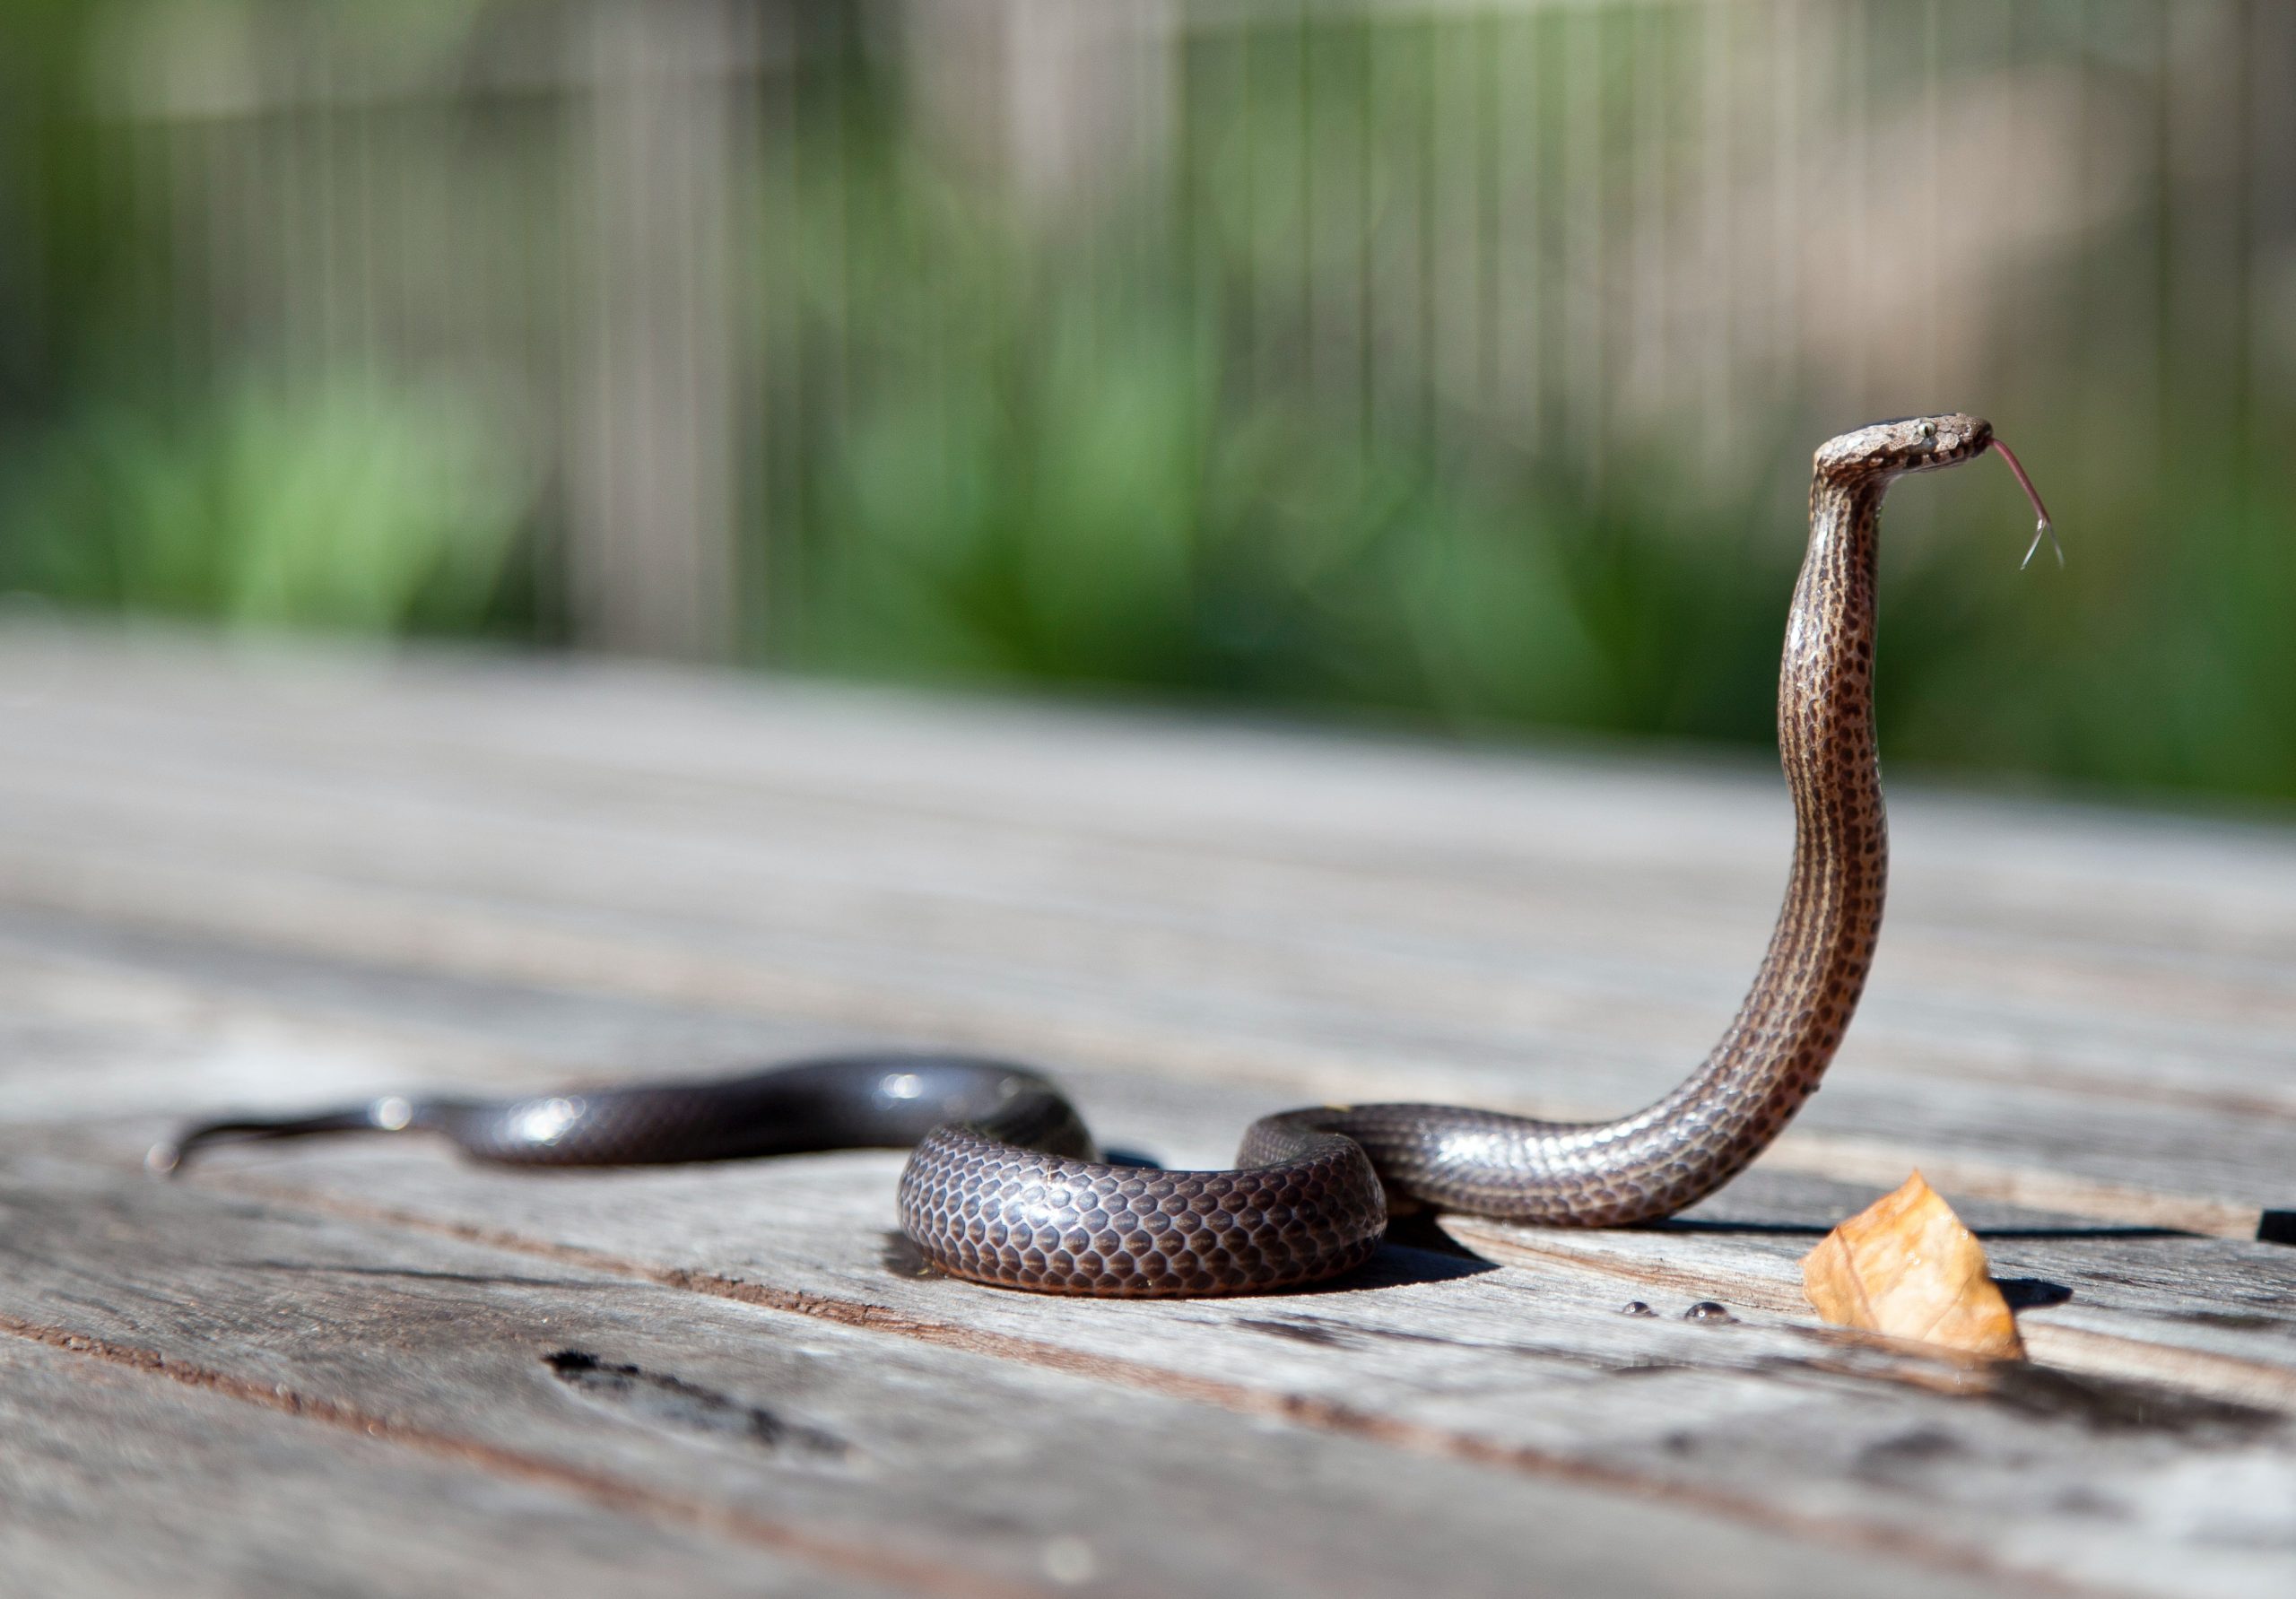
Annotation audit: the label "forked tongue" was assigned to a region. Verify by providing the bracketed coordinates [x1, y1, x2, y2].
[1990, 439, 2062, 569]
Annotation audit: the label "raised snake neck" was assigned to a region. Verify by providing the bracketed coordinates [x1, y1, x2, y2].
[155, 414, 2025, 1297]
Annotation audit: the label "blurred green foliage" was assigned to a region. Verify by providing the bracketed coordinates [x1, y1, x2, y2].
[794, 267, 2296, 805]
[800, 296, 1796, 749]
[0, 376, 533, 634]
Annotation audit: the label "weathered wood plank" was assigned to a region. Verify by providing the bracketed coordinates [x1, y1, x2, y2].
[0, 1143, 2021, 1599]
[0, 1335, 900, 1599]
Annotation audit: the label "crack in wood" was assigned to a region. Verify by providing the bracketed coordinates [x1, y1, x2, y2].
[0, 1310, 1046, 1599]
[233, 1258, 611, 1290]
[543, 1349, 859, 1466]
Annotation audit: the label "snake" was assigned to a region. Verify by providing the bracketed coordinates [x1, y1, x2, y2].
[153, 415, 2052, 1298]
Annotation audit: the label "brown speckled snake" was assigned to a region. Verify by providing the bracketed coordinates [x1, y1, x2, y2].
[155, 415, 2052, 1298]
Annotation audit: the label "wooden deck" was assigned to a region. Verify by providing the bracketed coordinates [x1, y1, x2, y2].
[2, 623, 2292, 1598]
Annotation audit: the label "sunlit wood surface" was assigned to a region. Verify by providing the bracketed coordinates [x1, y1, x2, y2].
[3, 625, 2292, 1598]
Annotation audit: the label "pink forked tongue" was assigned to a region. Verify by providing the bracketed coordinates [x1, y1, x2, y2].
[1990, 439, 2062, 569]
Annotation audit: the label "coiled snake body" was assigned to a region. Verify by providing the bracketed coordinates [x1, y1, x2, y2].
[158, 415, 2048, 1297]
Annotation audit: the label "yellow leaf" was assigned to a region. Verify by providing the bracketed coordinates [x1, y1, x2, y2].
[1800, 1170, 2024, 1359]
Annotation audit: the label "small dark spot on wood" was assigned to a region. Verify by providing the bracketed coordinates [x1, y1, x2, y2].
[1231, 1315, 1477, 1353]
[1236, 1317, 1349, 1349]
[1854, 1427, 1965, 1482]
[1992, 1277, 2073, 1311]
[2257, 1210, 2296, 1246]
[544, 1350, 856, 1464]
[879, 1230, 946, 1281]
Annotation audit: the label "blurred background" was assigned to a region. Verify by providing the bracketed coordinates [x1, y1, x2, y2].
[1, 0, 2291, 804]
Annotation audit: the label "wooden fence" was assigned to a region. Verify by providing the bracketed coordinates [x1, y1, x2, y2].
[12, 0, 2292, 658]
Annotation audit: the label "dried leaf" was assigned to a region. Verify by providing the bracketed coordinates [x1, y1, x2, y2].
[1800, 1171, 2024, 1359]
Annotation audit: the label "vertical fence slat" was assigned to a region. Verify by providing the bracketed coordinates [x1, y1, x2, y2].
[562, 0, 738, 659]
[1491, 10, 1540, 455]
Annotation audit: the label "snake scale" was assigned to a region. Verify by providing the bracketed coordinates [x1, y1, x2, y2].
[156, 415, 2052, 1298]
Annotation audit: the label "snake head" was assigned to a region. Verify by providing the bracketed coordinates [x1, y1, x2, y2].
[1815, 413, 1994, 484]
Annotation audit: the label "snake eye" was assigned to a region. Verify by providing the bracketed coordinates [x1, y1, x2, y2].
[1917, 421, 1937, 440]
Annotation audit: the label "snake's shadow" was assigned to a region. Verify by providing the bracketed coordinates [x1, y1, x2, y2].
[1647, 1219, 2191, 1241]
[1340, 1213, 1505, 1291]
[1630, 1216, 2220, 1314]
